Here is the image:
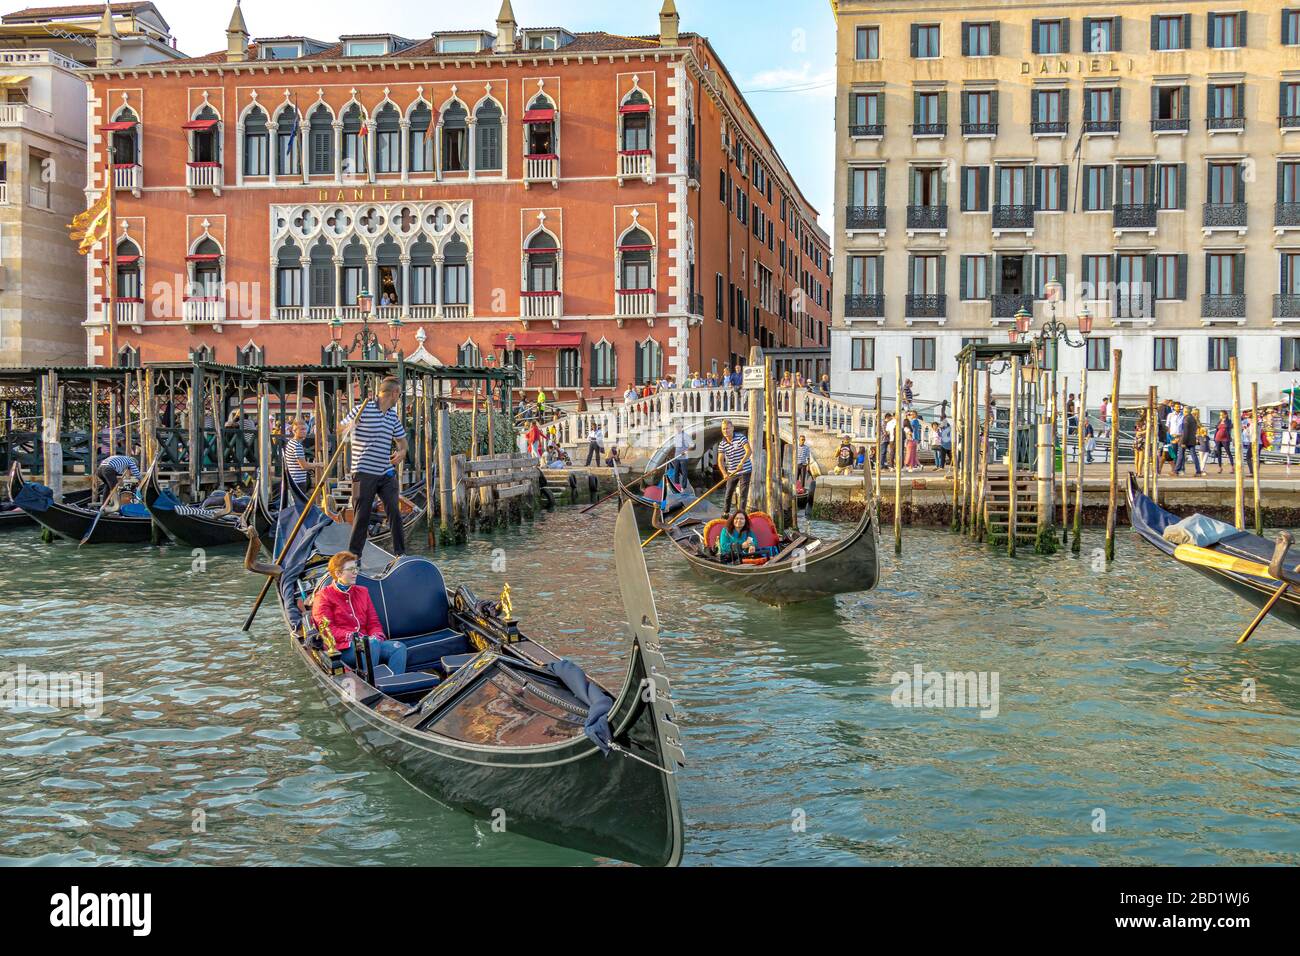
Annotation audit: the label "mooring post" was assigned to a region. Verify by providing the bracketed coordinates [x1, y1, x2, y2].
[873, 376, 883, 501]
[424, 384, 435, 548]
[1060, 375, 1069, 543]
[1105, 349, 1121, 563]
[1230, 356, 1244, 530]
[257, 385, 271, 499]
[45, 374, 64, 501]
[1073, 367, 1087, 554]
[1007, 357, 1018, 558]
[893, 356, 903, 555]
[1036, 421, 1055, 554]
[952, 369, 963, 533]
[1251, 381, 1262, 535]
[437, 400, 455, 540]
[746, 346, 766, 512]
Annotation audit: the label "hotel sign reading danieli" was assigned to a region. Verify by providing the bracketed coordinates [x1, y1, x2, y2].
[1020, 57, 1137, 75]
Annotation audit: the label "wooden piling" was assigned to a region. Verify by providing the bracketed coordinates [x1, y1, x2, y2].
[1007, 357, 1019, 558]
[1105, 349, 1121, 563]
[952, 370, 963, 533]
[437, 401, 456, 541]
[1073, 366, 1086, 554]
[1251, 382, 1262, 535]
[424, 385, 436, 548]
[873, 376, 883, 501]
[1230, 356, 1244, 530]
[89, 379, 98, 497]
[893, 356, 902, 555]
[1150, 385, 1159, 504]
[1061, 376, 1070, 543]
[975, 367, 991, 541]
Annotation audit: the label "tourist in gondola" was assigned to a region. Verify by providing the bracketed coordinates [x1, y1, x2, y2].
[312, 551, 407, 676]
[283, 417, 316, 497]
[97, 452, 141, 498]
[717, 420, 752, 515]
[716, 511, 757, 563]
[340, 377, 408, 557]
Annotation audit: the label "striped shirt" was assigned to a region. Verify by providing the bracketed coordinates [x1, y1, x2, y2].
[718, 434, 752, 474]
[342, 403, 406, 476]
[283, 438, 308, 484]
[102, 455, 141, 479]
[796, 444, 811, 465]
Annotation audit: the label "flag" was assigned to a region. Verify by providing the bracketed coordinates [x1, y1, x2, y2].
[69, 192, 110, 254]
[285, 96, 300, 168]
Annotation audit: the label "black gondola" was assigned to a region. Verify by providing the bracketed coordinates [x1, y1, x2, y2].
[7, 463, 155, 544]
[141, 465, 249, 548]
[263, 498, 685, 866]
[0, 487, 91, 531]
[250, 477, 425, 554]
[655, 499, 880, 606]
[1127, 473, 1300, 631]
[614, 466, 701, 527]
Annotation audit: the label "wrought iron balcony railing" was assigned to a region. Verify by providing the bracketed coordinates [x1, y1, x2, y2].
[911, 122, 947, 137]
[844, 294, 885, 318]
[1151, 117, 1190, 132]
[1114, 294, 1152, 320]
[850, 123, 885, 138]
[962, 122, 998, 136]
[1083, 119, 1120, 134]
[905, 294, 946, 319]
[906, 205, 948, 230]
[1274, 294, 1300, 319]
[1207, 115, 1245, 131]
[992, 294, 1033, 318]
[1276, 203, 1300, 228]
[992, 205, 1034, 230]
[1203, 203, 1248, 228]
[1282, 115, 1300, 130]
[1113, 203, 1158, 229]
[844, 204, 886, 230]
[1201, 294, 1247, 318]
[1031, 120, 1067, 135]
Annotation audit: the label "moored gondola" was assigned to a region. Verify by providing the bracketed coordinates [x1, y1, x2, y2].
[142, 463, 249, 547]
[1127, 473, 1300, 632]
[7, 462, 155, 544]
[259, 497, 685, 866]
[0, 487, 91, 531]
[251, 475, 426, 554]
[654, 499, 880, 605]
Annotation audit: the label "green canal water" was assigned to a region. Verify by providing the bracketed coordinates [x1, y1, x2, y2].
[1, 510, 1297, 866]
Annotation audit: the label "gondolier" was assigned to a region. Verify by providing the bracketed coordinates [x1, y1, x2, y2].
[283, 417, 315, 497]
[340, 378, 408, 557]
[97, 453, 141, 497]
[717, 420, 752, 515]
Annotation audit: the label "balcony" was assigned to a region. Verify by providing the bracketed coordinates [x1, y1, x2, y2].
[849, 123, 885, 138]
[911, 122, 947, 138]
[1151, 117, 1190, 133]
[992, 294, 1033, 319]
[374, 305, 402, 322]
[185, 162, 222, 194]
[905, 294, 946, 320]
[1083, 119, 1120, 135]
[521, 291, 562, 320]
[1114, 293, 1152, 321]
[844, 294, 885, 319]
[690, 292, 705, 317]
[1207, 115, 1245, 132]
[1113, 203, 1158, 230]
[524, 154, 558, 188]
[1031, 120, 1067, 136]
[113, 163, 141, 193]
[442, 303, 470, 319]
[687, 156, 700, 184]
[962, 122, 998, 137]
[906, 204, 947, 232]
[1274, 295, 1300, 320]
[114, 298, 144, 328]
[844, 204, 886, 231]
[1203, 202, 1247, 234]
[1282, 115, 1300, 131]
[407, 305, 437, 320]
[1277, 203, 1300, 232]
[992, 204, 1035, 232]
[615, 289, 655, 320]
[274, 306, 304, 321]
[617, 150, 654, 184]
[183, 297, 225, 326]
[1201, 294, 1247, 320]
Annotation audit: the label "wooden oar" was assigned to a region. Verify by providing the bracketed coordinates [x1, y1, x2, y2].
[242, 399, 370, 632]
[1172, 544, 1274, 579]
[580, 454, 684, 514]
[1237, 532, 1294, 646]
[79, 455, 150, 547]
[641, 474, 728, 549]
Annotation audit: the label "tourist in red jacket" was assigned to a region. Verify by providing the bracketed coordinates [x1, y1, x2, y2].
[312, 551, 407, 676]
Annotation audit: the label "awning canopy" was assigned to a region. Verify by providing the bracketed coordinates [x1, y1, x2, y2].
[522, 108, 555, 122]
[186, 253, 221, 262]
[493, 331, 582, 348]
[0, 74, 30, 86]
[618, 103, 652, 114]
[181, 119, 219, 131]
[618, 243, 654, 252]
[100, 121, 136, 132]
[114, 255, 141, 265]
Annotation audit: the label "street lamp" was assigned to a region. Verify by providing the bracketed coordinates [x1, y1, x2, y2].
[386, 315, 403, 353]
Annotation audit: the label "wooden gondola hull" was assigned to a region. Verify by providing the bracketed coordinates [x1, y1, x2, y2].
[147, 507, 247, 548]
[17, 500, 153, 543]
[1127, 474, 1300, 631]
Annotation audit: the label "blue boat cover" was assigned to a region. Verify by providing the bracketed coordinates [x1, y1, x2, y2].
[119, 503, 150, 518]
[13, 482, 53, 513]
[151, 489, 182, 512]
[275, 493, 333, 630]
[547, 659, 613, 755]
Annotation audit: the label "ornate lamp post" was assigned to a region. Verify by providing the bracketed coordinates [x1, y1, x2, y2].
[330, 283, 387, 359]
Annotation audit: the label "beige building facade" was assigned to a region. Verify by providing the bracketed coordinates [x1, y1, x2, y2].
[830, 0, 1300, 416]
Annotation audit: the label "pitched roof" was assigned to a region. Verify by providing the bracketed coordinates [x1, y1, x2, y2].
[2, 2, 152, 22]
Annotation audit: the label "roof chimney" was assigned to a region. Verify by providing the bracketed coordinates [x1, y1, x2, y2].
[495, 0, 517, 54]
[659, 0, 680, 47]
[226, 1, 249, 63]
[95, 3, 119, 68]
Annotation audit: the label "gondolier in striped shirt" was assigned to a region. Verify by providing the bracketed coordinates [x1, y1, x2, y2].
[795, 435, 812, 490]
[340, 378, 408, 556]
[717, 420, 752, 515]
[97, 453, 141, 498]
[282, 417, 316, 497]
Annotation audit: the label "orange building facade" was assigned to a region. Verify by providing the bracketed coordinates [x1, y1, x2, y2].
[81, 2, 832, 399]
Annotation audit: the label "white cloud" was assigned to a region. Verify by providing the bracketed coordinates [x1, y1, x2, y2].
[743, 63, 835, 98]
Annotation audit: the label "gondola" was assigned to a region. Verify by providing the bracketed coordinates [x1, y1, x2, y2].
[1128, 473, 1300, 630]
[142, 464, 249, 548]
[0, 487, 91, 531]
[614, 468, 699, 527]
[251, 476, 426, 555]
[7, 462, 155, 544]
[260, 498, 685, 866]
[654, 498, 880, 605]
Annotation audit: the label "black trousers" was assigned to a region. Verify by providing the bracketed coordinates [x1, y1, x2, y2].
[349, 470, 405, 556]
[585, 441, 602, 466]
[96, 464, 121, 496]
[723, 472, 751, 515]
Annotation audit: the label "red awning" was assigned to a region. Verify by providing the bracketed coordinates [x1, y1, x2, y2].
[181, 119, 219, 131]
[618, 244, 654, 252]
[618, 103, 652, 114]
[114, 255, 141, 264]
[522, 108, 555, 122]
[100, 121, 136, 132]
[186, 253, 221, 262]
[493, 331, 583, 348]
[523, 245, 558, 254]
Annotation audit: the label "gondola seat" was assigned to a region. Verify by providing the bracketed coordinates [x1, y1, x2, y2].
[357, 557, 472, 670]
[748, 512, 779, 548]
[370, 665, 442, 697]
[438, 653, 479, 676]
[701, 519, 726, 550]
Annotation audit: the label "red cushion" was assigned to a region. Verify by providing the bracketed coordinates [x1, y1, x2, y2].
[702, 519, 726, 550]
[747, 512, 779, 548]
[642, 485, 664, 503]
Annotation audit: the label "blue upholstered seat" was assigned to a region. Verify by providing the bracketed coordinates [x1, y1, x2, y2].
[371, 665, 441, 696]
[438, 653, 479, 676]
[358, 557, 453, 640]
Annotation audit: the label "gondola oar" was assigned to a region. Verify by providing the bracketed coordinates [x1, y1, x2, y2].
[241, 399, 370, 632]
[641, 474, 728, 549]
[1172, 544, 1275, 579]
[1237, 532, 1295, 646]
[79, 455, 150, 547]
[580, 454, 684, 514]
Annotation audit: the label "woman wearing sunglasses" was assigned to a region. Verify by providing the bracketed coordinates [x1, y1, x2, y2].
[312, 551, 407, 677]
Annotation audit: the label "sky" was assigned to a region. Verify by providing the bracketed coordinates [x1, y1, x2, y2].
[144, 0, 838, 235]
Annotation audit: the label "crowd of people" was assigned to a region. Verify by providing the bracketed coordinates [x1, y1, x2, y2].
[1132, 400, 1277, 478]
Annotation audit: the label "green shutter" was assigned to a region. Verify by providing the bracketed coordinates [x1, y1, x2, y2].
[939, 171, 948, 205]
[1061, 18, 1071, 53]
[1182, 13, 1192, 47]
[1281, 160, 1288, 203]
[1114, 16, 1123, 51]
[1177, 163, 1187, 209]
[1031, 18, 1042, 54]
[991, 89, 1000, 126]
[1033, 165, 1042, 211]
[1181, 85, 1190, 120]
[960, 166, 969, 209]
[1103, 166, 1113, 206]
[1203, 253, 1213, 294]
[1150, 14, 1159, 50]
[1238, 11, 1247, 47]
[938, 91, 948, 125]
[1146, 163, 1158, 205]
[1061, 88, 1070, 127]
[960, 91, 970, 125]
[960, 255, 969, 298]
[910, 24, 919, 57]
[909, 167, 918, 204]
[1234, 253, 1245, 295]
[1150, 85, 1159, 119]
[913, 92, 922, 125]
[990, 22, 1001, 55]
[1112, 87, 1121, 120]
[1058, 165, 1069, 211]
[1083, 17, 1093, 52]
[907, 254, 917, 293]
[1236, 82, 1245, 119]
[938, 255, 947, 296]
[961, 22, 971, 56]
[1084, 89, 1092, 121]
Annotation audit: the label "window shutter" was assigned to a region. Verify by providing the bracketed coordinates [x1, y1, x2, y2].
[960, 90, 970, 124]
[1238, 11, 1247, 47]
[1235, 163, 1246, 200]
[1181, 84, 1190, 119]
[959, 255, 969, 297]
[940, 171, 949, 205]
[1062, 18, 1071, 53]
[1056, 255, 1067, 290]
[910, 24, 919, 58]
[1176, 164, 1187, 209]
[1061, 88, 1071, 126]
[994, 254, 1004, 294]
[991, 89, 1000, 126]
[1032, 19, 1042, 54]
[977, 166, 988, 209]
[880, 165, 887, 205]
[1058, 166, 1069, 210]
[1146, 164, 1158, 205]
[938, 255, 947, 295]
[1033, 166, 1043, 211]
[960, 166, 969, 209]
[1281, 160, 1288, 203]
[938, 91, 949, 124]
[1103, 165, 1114, 206]
[1182, 13, 1191, 46]
[961, 22, 970, 57]
[1113, 87, 1122, 118]
[1150, 14, 1159, 50]
[1083, 17, 1093, 52]
[1084, 90, 1093, 121]
[913, 92, 922, 125]
[907, 254, 917, 293]
[990, 22, 1001, 55]
[909, 167, 918, 204]
[1150, 85, 1159, 119]
[1114, 16, 1123, 51]
[993, 167, 1001, 206]
[1203, 253, 1212, 294]
[1144, 254, 1157, 300]
[1234, 253, 1245, 295]
[1236, 82, 1246, 118]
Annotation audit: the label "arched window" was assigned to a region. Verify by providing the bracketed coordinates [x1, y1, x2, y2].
[525, 231, 558, 293]
[376, 235, 401, 307]
[340, 236, 367, 305]
[190, 345, 215, 363]
[409, 102, 433, 173]
[620, 90, 652, 153]
[590, 340, 616, 388]
[115, 238, 141, 300]
[187, 105, 221, 167]
[309, 238, 334, 308]
[619, 228, 653, 291]
[457, 340, 481, 366]
[243, 106, 269, 176]
[308, 105, 333, 175]
[475, 100, 502, 172]
[276, 106, 301, 176]
[443, 236, 469, 305]
[276, 240, 302, 310]
[109, 108, 139, 165]
[341, 103, 366, 178]
[524, 94, 556, 157]
[117, 345, 140, 369]
[189, 237, 222, 298]
[237, 343, 265, 367]
[635, 339, 662, 386]
[441, 101, 468, 173]
[374, 103, 400, 173]
[409, 235, 435, 306]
